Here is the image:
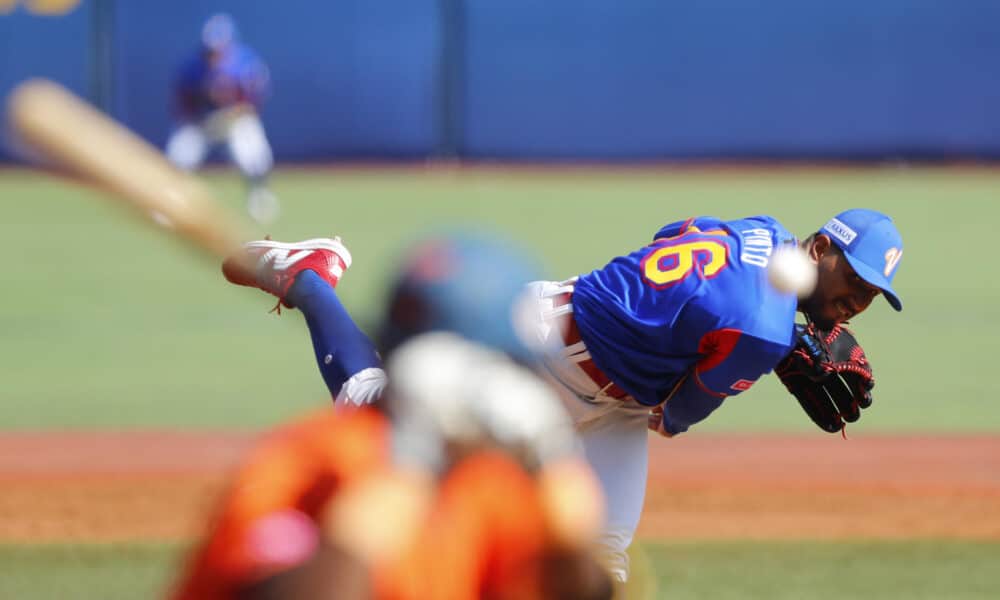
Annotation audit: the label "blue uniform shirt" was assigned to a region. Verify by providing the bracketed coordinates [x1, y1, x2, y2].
[174, 44, 270, 120]
[572, 215, 800, 434]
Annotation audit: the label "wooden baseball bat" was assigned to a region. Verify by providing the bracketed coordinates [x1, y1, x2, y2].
[6, 78, 252, 261]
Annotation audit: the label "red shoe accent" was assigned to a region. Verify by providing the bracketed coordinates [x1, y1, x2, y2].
[222, 237, 352, 307]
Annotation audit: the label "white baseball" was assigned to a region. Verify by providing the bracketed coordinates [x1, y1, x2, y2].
[768, 246, 817, 297]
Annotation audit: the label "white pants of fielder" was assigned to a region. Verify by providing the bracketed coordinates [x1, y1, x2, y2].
[166, 109, 279, 223]
[166, 109, 273, 178]
[528, 279, 651, 583]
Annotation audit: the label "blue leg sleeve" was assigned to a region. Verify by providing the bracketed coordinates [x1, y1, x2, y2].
[285, 270, 382, 397]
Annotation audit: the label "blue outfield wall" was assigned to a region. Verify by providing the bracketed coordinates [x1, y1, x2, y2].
[460, 0, 1000, 159]
[1, 0, 999, 161]
[0, 6, 91, 161]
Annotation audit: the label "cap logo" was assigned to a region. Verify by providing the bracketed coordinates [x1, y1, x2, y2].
[884, 247, 902, 277]
[823, 218, 857, 246]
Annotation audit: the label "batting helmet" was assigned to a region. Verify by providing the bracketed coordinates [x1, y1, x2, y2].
[378, 230, 545, 363]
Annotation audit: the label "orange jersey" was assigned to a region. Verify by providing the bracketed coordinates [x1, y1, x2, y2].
[172, 410, 595, 600]
[376, 450, 553, 600]
[171, 407, 390, 600]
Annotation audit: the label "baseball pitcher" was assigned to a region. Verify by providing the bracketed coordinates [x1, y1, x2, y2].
[529, 208, 902, 580]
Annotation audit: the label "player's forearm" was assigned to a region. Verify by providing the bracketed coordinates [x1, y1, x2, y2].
[659, 378, 726, 435]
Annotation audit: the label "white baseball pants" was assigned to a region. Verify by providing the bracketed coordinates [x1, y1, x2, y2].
[528, 280, 652, 583]
[166, 110, 273, 179]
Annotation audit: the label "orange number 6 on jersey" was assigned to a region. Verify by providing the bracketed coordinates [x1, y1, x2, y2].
[641, 239, 729, 288]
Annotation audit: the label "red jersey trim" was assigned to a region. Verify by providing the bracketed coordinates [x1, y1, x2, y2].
[696, 328, 743, 372]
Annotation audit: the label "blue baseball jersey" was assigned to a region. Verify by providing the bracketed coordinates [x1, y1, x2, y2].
[572, 215, 800, 433]
[174, 44, 270, 120]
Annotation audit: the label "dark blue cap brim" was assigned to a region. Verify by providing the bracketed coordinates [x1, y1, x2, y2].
[842, 252, 903, 312]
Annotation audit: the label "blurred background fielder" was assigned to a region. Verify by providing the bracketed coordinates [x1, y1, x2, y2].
[165, 13, 279, 224]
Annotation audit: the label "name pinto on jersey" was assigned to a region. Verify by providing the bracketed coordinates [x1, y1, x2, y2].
[739, 228, 775, 268]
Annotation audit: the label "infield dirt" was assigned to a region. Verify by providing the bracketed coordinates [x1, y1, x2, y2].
[1, 433, 997, 542]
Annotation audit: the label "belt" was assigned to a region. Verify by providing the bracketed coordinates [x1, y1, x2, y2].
[551, 292, 631, 400]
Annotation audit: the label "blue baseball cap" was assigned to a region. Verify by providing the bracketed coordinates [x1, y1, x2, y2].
[820, 209, 903, 311]
[201, 14, 238, 51]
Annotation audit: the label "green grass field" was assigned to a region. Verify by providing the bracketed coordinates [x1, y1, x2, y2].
[1, 166, 997, 430]
[3, 166, 999, 599]
[3, 540, 998, 600]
